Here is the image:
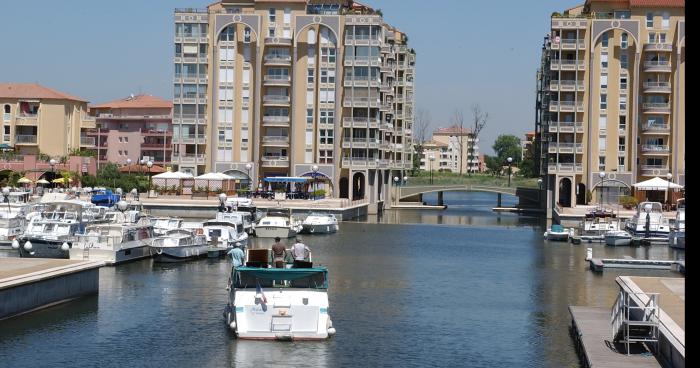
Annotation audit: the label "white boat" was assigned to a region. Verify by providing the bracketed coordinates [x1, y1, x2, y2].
[217, 211, 255, 235]
[71, 222, 154, 265]
[255, 208, 301, 238]
[543, 224, 573, 241]
[202, 213, 249, 256]
[150, 228, 209, 262]
[625, 202, 670, 239]
[301, 213, 339, 234]
[604, 230, 633, 246]
[0, 191, 32, 249]
[150, 217, 184, 236]
[15, 201, 93, 258]
[224, 249, 335, 340]
[669, 199, 685, 249]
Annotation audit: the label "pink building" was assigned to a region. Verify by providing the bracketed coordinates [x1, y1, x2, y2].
[0, 154, 97, 182]
[87, 94, 173, 168]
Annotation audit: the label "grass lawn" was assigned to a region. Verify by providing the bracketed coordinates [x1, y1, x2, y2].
[405, 172, 540, 188]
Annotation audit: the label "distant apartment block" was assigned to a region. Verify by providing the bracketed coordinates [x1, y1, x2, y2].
[419, 126, 480, 173]
[522, 131, 535, 161]
[536, 0, 684, 208]
[173, 0, 415, 205]
[88, 95, 173, 168]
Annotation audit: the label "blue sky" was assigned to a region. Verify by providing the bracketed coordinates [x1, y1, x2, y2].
[0, 0, 580, 154]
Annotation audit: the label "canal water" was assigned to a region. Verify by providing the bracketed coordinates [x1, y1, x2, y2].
[0, 192, 683, 367]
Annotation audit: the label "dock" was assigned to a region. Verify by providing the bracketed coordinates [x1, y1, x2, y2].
[0, 258, 104, 320]
[589, 258, 682, 273]
[569, 306, 661, 368]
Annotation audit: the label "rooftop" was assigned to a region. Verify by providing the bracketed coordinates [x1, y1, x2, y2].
[0, 83, 86, 102]
[90, 94, 172, 109]
[433, 125, 473, 136]
[585, 0, 684, 7]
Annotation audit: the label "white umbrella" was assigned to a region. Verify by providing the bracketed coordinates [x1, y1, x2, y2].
[632, 176, 683, 191]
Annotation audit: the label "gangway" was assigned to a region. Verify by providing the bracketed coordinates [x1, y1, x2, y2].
[611, 290, 660, 355]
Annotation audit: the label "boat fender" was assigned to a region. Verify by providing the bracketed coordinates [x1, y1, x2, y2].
[23, 240, 32, 251]
[328, 327, 336, 336]
[11, 239, 19, 249]
[157, 248, 163, 255]
[543, 232, 547, 239]
[310, 227, 315, 233]
[61, 242, 70, 252]
[229, 321, 236, 330]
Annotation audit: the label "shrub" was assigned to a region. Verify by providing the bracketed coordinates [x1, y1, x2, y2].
[619, 195, 638, 209]
[585, 190, 592, 204]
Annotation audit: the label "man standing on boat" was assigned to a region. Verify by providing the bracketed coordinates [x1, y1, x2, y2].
[291, 237, 311, 267]
[271, 237, 286, 268]
[228, 242, 245, 268]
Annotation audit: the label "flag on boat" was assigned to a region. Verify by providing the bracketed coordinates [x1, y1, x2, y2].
[256, 280, 267, 304]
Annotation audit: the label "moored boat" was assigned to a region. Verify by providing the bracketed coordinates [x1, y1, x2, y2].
[625, 202, 670, 239]
[70, 222, 154, 265]
[255, 208, 301, 238]
[544, 224, 573, 241]
[604, 230, 632, 246]
[669, 199, 685, 249]
[301, 213, 339, 234]
[150, 228, 209, 262]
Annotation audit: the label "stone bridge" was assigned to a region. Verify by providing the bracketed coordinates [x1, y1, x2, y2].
[397, 185, 542, 208]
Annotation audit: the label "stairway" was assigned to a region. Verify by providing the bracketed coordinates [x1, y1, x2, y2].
[611, 290, 660, 354]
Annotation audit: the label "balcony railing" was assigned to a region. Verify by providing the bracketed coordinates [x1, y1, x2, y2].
[264, 55, 292, 64]
[263, 95, 291, 104]
[261, 156, 290, 167]
[643, 43, 672, 52]
[643, 60, 671, 71]
[547, 163, 583, 173]
[263, 75, 291, 84]
[643, 81, 672, 92]
[15, 135, 38, 144]
[80, 136, 96, 146]
[262, 136, 290, 143]
[641, 123, 670, 132]
[642, 102, 671, 112]
[175, 134, 206, 143]
[262, 116, 290, 125]
[642, 145, 670, 153]
[264, 37, 292, 46]
[172, 153, 205, 162]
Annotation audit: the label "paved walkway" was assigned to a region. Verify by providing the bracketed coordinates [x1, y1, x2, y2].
[140, 195, 368, 210]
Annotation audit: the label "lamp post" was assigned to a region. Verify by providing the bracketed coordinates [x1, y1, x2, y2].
[49, 158, 57, 189]
[429, 154, 435, 185]
[599, 171, 606, 211]
[403, 175, 408, 186]
[139, 158, 145, 175]
[311, 164, 319, 200]
[146, 160, 153, 197]
[507, 157, 513, 187]
[245, 163, 253, 194]
[666, 172, 672, 210]
[393, 176, 399, 205]
[126, 158, 132, 175]
[218, 193, 227, 212]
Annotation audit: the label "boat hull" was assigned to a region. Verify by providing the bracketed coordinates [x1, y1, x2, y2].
[544, 232, 569, 241]
[301, 223, 338, 234]
[151, 245, 209, 262]
[18, 239, 70, 259]
[669, 230, 685, 250]
[69, 245, 151, 265]
[605, 236, 632, 246]
[255, 226, 297, 238]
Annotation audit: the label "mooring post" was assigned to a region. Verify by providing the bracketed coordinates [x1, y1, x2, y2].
[497, 193, 502, 207]
[438, 191, 444, 206]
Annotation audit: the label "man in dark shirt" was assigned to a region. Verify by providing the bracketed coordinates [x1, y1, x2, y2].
[271, 237, 286, 268]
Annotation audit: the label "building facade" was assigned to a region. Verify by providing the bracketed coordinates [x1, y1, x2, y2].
[536, 0, 684, 208]
[1, 83, 96, 157]
[418, 126, 480, 174]
[88, 95, 173, 169]
[172, 0, 415, 205]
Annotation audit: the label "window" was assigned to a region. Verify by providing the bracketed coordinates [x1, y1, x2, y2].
[320, 129, 334, 144]
[319, 150, 333, 164]
[268, 27, 276, 38]
[620, 76, 627, 90]
[307, 68, 315, 84]
[619, 96, 627, 111]
[621, 33, 628, 49]
[601, 53, 608, 69]
[618, 157, 625, 166]
[619, 116, 626, 131]
[269, 8, 276, 22]
[648, 32, 656, 43]
[308, 47, 315, 64]
[320, 109, 334, 125]
[599, 115, 607, 130]
[220, 26, 235, 41]
[619, 137, 626, 152]
[659, 33, 666, 44]
[600, 94, 607, 110]
[601, 32, 609, 47]
[599, 156, 605, 169]
[646, 12, 654, 28]
[307, 108, 313, 125]
[620, 53, 628, 69]
[321, 47, 336, 63]
[614, 10, 631, 19]
[244, 27, 251, 43]
[284, 8, 291, 24]
[662, 12, 670, 29]
[600, 74, 608, 89]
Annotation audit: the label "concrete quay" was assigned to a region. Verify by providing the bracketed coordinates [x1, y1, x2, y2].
[0, 258, 104, 320]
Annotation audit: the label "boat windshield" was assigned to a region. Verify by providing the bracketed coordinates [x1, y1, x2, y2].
[232, 267, 328, 289]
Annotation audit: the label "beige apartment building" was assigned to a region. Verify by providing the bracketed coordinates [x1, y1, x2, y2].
[88, 94, 173, 169]
[173, 0, 415, 206]
[537, 0, 684, 208]
[418, 126, 480, 174]
[0, 83, 96, 157]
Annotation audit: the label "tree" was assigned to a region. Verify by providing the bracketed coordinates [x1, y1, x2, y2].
[412, 108, 431, 174]
[492, 134, 522, 165]
[451, 109, 465, 176]
[468, 104, 488, 176]
[484, 155, 501, 176]
[518, 158, 536, 178]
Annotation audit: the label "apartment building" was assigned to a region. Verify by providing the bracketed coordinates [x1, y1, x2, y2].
[536, 0, 684, 208]
[88, 94, 173, 168]
[521, 131, 535, 161]
[0, 83, 96, 157]
[172, 0, 415, 206]
[418, 126, 480, 174]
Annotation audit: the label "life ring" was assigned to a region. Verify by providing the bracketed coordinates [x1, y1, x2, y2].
[156, 248, 163, 255]
[310, 227, 315, 233]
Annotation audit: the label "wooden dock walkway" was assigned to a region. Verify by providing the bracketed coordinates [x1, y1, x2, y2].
[569, 306, 661, 368]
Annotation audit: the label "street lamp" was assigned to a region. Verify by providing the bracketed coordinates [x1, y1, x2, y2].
[245, 163, 253, 193]
[538, 178, 543, 189]
[311, 164, 319, 200]
[599, 171, 606, 211]
[429, 154, 435, 185]
[403, 175, 408, 186]
[666, 172, 673, 210]
[49, 158, 57, 188]
[126, 158, 132, 175]
[146, 160, 153, 197]
[507, 157, 513, 187]
[218, 193, 227, 212]
[393, 176, 399, 205]
[644, 202, 652, 239]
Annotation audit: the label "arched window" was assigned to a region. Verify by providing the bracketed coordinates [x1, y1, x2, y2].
[621, 33, 628, 49]
[3, 105, 9, 114]
[219, 25, 235, 41]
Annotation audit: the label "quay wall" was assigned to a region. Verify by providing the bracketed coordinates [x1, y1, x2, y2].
[143, 202, 368, 221]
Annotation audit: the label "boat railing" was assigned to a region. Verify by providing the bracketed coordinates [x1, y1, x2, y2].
[75, 234, 125, 249]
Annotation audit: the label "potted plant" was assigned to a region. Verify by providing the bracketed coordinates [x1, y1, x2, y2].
[619, 195, 638, 210]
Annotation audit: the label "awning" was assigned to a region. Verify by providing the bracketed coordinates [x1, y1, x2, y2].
[263, 177, 311, 183]
[633, 176, 683, 191]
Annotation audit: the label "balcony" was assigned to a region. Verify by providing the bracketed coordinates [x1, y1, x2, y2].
[549, 101, 583, 112]
[263, 75, 291, 86]
[640, 165, 669, 176]
[15, 114, 38, 126]
[344, 56, 381, 67]
[341, 158, 373, 168]
[547, 163, 583, 174]
[642, 102, 671, 113]
[264, 37, 292, 46]
[643, 81, 672, 93]
[175, 134, 207, 144]
[342, 117, 379, 129]
[174, 73, 208, 84]
[261, 156, 290, 167]
[172, 153, 205, 163]
[550, 59, 585, 71]
[264, 55, 292, 66]
[548, 142, 583, 154]
[549, 121, 583, 133]
[556, 39, 586, 50]
[342, 96, 380, 108]
[641, 145, 670, 154]
[641, 123, 670, 133]
[343, 34, 381, 46]
[15, 135, 38, 144]
[550, 80, 585, 92]
[643, 60, 672, 72]
[261, 136, 290, 146]
[80, 136, 96, 147]
[262, 95, 291, 106]
[551, 18, 588, 29]
[81, 115, 96, 128]
[262, 116, 290, 126]
[643, 43, 672, 52]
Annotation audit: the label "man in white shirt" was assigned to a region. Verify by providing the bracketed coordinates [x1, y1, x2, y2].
[291, 237, 310, 262]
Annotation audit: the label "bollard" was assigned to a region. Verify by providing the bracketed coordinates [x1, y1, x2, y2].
[586, 248, 593, 261]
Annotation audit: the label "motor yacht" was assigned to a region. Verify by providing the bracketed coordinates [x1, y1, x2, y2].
[625, 202, 670, 239]
[202, 212, 249, 256]
[543, 224, 573, 241]
[150, 217, 184, 236]
[669, 199, 685, 249]
[604, 230, 633, 246]
[14, 201, 92, 258]
[255, 208, 302, 238]
[301, 213, 339, 234]
[150, 228, 209, 262]
[71, 221, 154, 265]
